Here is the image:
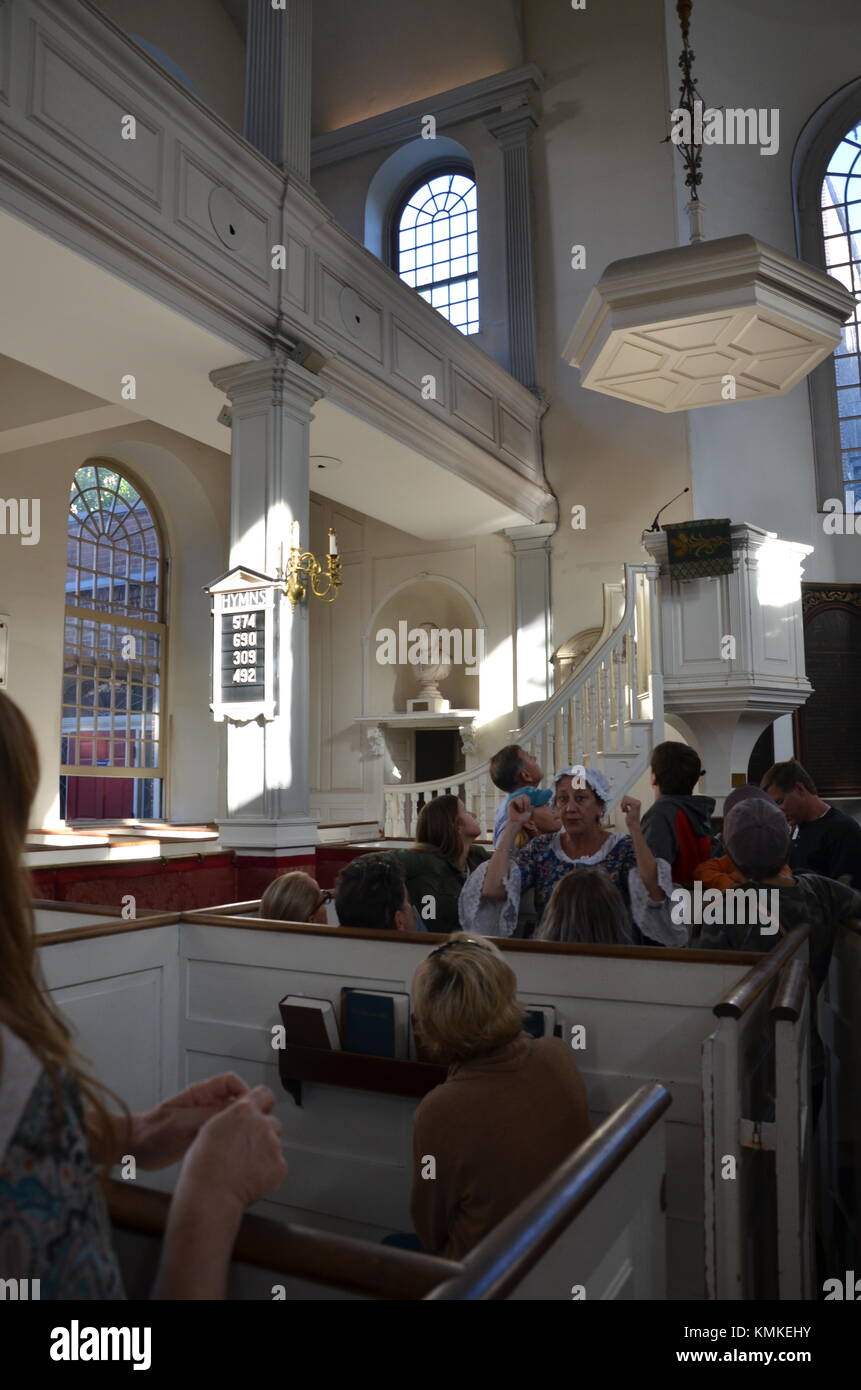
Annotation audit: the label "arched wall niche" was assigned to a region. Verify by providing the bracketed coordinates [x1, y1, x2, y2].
[364, 574, 485, 715]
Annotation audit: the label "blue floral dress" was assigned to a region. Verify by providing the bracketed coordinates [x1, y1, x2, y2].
[0, 1026, 124, 1299]
[459, 830, 684, 945]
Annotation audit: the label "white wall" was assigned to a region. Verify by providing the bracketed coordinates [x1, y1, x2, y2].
[311, 0, 523, 133]
[89, 0, 246, 132]
[661, 0, 861, 583]
[525, 0, 690, 649]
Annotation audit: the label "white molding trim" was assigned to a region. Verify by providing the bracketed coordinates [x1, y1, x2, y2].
[311, 63, 544, 170]
[321, 356, 552, 524]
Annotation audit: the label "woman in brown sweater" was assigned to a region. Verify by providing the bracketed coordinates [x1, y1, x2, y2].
[410, 935, 590, 1260]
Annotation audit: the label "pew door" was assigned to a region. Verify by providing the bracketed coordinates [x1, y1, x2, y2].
[702, 949, 814, 1301]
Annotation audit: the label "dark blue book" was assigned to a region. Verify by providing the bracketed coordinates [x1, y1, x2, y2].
[342, 988, 411, 1059]
[523, 1004, 557, 1040]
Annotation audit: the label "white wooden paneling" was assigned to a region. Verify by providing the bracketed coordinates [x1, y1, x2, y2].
[39, 925, 180, 1116]
[31, 25, 164, 206]
[34, 907, 120, 934]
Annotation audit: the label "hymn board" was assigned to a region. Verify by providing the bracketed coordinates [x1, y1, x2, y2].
[206, 567, 277, 722]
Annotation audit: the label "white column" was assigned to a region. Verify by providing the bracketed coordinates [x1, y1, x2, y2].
[772, 713, 796, 762]
[243, 0, 313, 179]
[210, 353, 325, 849]
[486, 105, 540, 392]
[285, 0, 313, 181]
[243, 0, 286, 165]
[505, 522, 555, 726]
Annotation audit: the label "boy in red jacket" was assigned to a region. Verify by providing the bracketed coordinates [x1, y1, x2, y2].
[641, 741, 715, 887]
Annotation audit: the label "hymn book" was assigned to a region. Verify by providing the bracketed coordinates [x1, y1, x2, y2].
[279, 995, 341, 1050]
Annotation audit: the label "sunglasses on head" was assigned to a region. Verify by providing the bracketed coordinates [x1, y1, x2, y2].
[428, 935, 491, 958]
[314, 890, 333, 913]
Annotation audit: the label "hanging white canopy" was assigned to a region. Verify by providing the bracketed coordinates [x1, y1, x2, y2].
[563, 234, 855, 412]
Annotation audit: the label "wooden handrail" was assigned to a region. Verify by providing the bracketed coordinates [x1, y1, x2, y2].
[424, 1081, 671, 1301]
[770, 958, 808, 1022]
[180, 911, 763, 964]
[713, 925, 810, 1018]
[36, 913, 181, 947]
[106, 1180, 460, 1300]
[34, 903, 767, 964]
[32, 898, 170, 918]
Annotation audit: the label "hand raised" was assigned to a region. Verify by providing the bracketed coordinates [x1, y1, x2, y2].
[506, 794, 535, 826]
[619, 794, 641, 831]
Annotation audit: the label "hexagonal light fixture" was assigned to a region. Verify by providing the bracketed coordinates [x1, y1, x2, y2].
[563, 234, 855, 412]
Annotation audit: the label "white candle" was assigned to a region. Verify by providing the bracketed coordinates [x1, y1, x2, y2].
[328, 528, 338, 556]
[291, 519, 300, 550]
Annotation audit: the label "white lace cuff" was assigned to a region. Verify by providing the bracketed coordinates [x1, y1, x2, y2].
[458, 859, 521, 937]
[627, 859, 689, 947]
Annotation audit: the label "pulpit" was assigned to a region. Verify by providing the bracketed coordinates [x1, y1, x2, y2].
[642, 522, 812, 806]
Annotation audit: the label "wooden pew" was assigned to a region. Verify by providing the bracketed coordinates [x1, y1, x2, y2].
[36, 911, 828, 1297]
[106, 1082, 670, 1300]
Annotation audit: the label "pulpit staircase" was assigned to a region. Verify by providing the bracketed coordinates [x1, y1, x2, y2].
[383, 563, 664, 838]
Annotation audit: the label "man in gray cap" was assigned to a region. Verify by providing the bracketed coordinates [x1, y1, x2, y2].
[700, 796, 861, 992]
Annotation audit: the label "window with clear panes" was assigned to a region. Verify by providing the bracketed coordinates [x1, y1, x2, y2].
[60, 462, 165, 821]
[393, 170, 479, 335]
[821, 125, 861, 508]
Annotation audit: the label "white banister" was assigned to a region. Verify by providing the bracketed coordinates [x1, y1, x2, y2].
[382, 565, 662, 838]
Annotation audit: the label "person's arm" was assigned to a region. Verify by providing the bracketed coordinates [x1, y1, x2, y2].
[152, 1088, 287, 1300]
[482, 797, 533, 899]
[620, 796, 664, 901]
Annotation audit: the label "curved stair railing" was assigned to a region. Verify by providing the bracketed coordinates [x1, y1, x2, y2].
[383, 562, 664, 838]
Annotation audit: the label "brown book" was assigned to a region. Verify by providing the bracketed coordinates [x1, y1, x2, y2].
[279, 995, 340, 1050]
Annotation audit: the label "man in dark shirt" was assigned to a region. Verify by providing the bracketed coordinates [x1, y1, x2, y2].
[761, 758, 861, 890]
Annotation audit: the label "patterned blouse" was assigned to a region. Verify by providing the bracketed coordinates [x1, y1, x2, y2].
[459, 830, 685, 946]
[0, 1026, 124, 1299]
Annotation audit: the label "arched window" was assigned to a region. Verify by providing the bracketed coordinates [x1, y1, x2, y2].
[822, 123, 861, 502]
[61, 462, 166, 821]
[393, 169, 479, 335]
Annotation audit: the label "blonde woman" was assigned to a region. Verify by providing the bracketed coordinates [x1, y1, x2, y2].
[261, 871, 330, 924]
[409, 935, 590, 1259]
[0, 691, 287, 1299]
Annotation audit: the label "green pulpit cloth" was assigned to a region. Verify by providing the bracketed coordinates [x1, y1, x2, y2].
[663, 518, 733, 581]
